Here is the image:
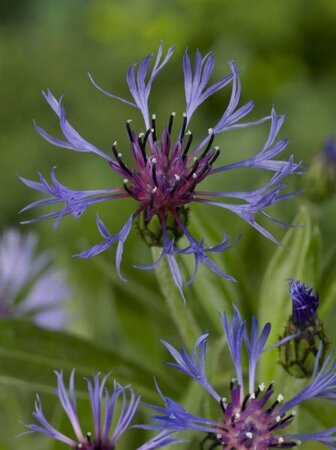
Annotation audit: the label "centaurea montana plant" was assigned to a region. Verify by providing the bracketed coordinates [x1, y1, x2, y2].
[20, 44, 301, 296]
[24, 370, 181, 450]
[142, 306, 336, 449]
[0, 229, 70, 328]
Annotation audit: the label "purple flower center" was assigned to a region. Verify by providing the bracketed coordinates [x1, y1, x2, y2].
[211, 380, 300, 449]
[111, 114, 219, 235]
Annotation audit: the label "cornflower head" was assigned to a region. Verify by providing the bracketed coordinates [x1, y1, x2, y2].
[24, 370, 181, 450]
[279, 280, 329, 378]
[21, 44, 301, 296]
[142, 306, 336, 449]
[0, 229, 70, 328]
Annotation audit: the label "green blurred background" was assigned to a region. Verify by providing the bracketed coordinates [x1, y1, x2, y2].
[1, 0, 336, 449]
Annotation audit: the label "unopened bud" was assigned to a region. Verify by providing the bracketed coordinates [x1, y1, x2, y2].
[279, 280, 329, 378]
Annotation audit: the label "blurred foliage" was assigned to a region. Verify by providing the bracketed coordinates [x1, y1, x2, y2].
[0, 0, 336, 449]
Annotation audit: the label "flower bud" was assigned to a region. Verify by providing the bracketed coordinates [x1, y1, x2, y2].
[279, 280, 329, 378]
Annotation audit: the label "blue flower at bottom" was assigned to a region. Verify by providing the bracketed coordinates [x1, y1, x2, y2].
[24, 371, 181, 450]
[142, 307, 336, 449]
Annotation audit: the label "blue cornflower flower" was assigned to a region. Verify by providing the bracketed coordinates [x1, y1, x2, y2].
[21, 44, 301, 292]
[142, 307, 336, 449]
[0, 229, 70, 328]
[24, 370, 182, 450]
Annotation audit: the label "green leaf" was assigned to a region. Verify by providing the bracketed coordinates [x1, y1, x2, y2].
[0, 320, 177, 401]
[258, 206, 321, 381]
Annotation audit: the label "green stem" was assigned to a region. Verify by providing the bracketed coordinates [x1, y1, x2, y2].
[151, 246, 200, 346]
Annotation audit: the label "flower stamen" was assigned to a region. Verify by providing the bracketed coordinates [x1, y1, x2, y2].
[126, 119, 134, 143]
[200, 132, 215, 160]
[179, 113, 188, 141]
[123, 179, 134, 197]
[187, 158, 199, 180]
[182, 131, 193, 161]
[168, 112, 176, 134]
[151, 114, 157, 142]
[137, 133, 148, 163]
[112, 142, 133, 177]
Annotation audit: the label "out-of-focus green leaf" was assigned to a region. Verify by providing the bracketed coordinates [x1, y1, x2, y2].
[258, 206, 321, 381]
[0, 320, 176, 400]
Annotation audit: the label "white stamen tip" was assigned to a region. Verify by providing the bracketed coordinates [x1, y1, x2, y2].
[171, 111, 176, 116]
[117, 152, 123, 158]
[216, 433, 221, 440]
[186, 130, 192, 135]
[208, 128, 214, 134]
[246, 432, 253, 439]
[277, 394, 284, 402]
[192, 173, 197, 179]
[138, 132, 145, 138]
[152, 187, 157, 193]
[291, 410, 297, 416]
[276, 415, 281, 422]
[249, 393, 255, 399]
[214, 146, 220, 150]
[152, 114, 156, 119]
[123, 179, 128, 184]
[193, 156, 198, 162]
[258, 382, 265, 392]
[174, 174, 180, 181]
[278, 437, 284, 444]
[234, 412, 240, 419]
[221, 397, 227, 403]
[113, 141, 118, 146]
[296, 440, 302, 446]
[152, 158, 157, 164]
[183, 112, 187, 117]
[127, 119, 132, 124]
